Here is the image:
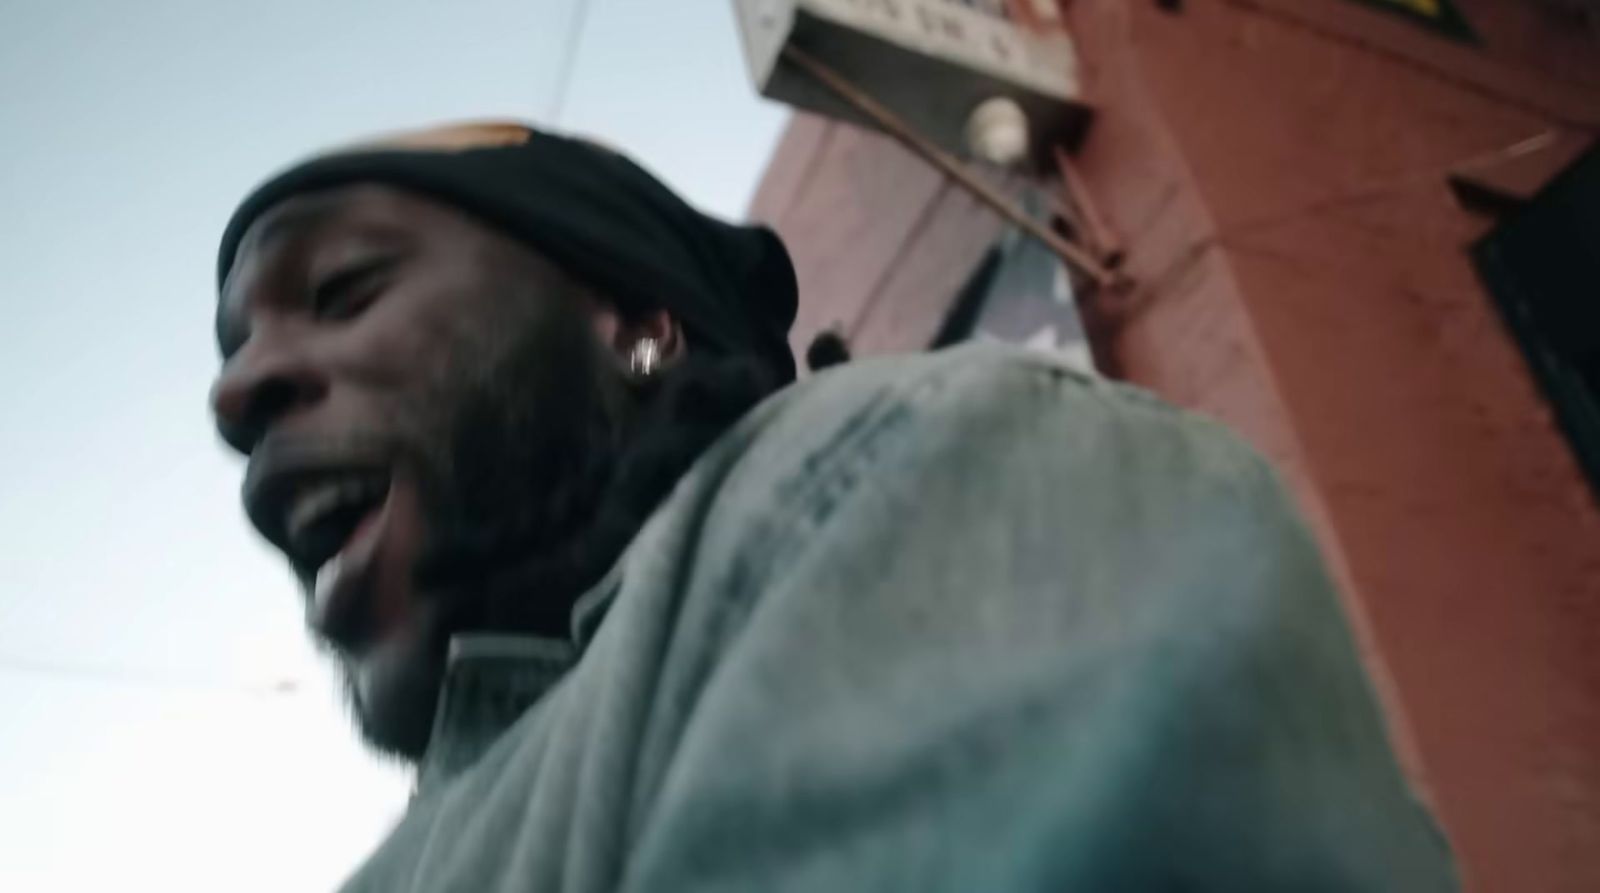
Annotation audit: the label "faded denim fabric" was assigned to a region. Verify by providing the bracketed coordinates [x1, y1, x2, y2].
[338, 344, 1457, 892]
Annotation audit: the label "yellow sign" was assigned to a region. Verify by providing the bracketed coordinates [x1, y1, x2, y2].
[1382, 0, 1442, 16]
[1353, 0, 1473, 38]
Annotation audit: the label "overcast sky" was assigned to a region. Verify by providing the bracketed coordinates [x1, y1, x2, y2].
[0, 2, 786, 888]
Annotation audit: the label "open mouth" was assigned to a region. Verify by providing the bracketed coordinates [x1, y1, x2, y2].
[284, 474, 391, 575]
[241, 440, 413, 652]
[244, 456, 393, 586]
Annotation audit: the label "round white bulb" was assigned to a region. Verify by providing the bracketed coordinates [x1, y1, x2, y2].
[965, 96, 1031, 167]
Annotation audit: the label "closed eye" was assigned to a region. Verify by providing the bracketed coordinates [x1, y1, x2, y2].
[310, 257, 395, 321]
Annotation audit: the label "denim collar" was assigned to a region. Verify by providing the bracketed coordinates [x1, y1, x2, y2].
[414, 568, 623, 796]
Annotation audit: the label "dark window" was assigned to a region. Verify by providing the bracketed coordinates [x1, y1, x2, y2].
[1474, 145, 1600, 497]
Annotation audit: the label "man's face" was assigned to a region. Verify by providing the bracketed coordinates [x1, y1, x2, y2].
[212, 184, 628, 758]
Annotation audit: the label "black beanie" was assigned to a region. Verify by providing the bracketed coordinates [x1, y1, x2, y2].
[217, 122, 798, 383]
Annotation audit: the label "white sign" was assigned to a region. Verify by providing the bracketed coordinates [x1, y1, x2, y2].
[802, 0, 1078, 99]
[733, 0, 1086, 161]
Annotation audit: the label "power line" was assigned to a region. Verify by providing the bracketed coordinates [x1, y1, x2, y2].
[0, 654, 304, 698]
[547, 0, 595, 126]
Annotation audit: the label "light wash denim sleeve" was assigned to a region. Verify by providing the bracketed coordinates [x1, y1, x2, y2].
[335, 345, 1456, 893]
[619, 347, 1456, 892]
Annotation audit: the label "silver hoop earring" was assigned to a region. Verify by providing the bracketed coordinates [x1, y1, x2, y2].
[629, 338, 662, 377]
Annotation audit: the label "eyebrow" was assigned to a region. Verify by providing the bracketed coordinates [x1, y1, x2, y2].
[216, 201, 420, 358]
[216, 198, 347, 358]
[236, 199, 342, 271]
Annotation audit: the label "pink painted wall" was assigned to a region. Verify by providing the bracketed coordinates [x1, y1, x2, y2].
[750, 1, 1600, 888]
[1086, 2, 1600, 890]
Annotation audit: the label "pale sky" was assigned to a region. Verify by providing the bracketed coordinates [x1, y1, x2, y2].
[0, 2, 786, 888]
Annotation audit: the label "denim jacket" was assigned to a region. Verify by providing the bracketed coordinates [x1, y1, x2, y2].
[337, 344, 1456, 892]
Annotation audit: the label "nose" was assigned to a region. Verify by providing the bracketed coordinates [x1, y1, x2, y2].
[210, 340, 329, 454]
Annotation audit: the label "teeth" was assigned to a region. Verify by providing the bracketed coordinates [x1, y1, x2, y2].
[313, 554, 343, 614]
[286, 484, 342, 539]
[284, 477, 385, 542]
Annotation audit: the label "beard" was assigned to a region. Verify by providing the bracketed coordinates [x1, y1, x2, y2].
[334, 298, 780, 762]
[412, 308, 629, 635]
[330, 290, 626, 760]
[415, 347, 784, 637]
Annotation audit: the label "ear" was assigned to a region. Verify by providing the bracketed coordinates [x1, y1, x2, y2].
[591, 306, 684, 373]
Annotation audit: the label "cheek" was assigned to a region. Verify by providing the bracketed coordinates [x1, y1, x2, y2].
[334, 291, 450, 389]
[335, 267, 610, 485]
[322, 286, 494, 454]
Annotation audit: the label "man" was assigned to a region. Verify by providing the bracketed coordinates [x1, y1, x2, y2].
[211, 121, 1455, 891]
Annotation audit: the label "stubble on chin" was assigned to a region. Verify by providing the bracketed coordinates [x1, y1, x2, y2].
[338, 600, 450, 762]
